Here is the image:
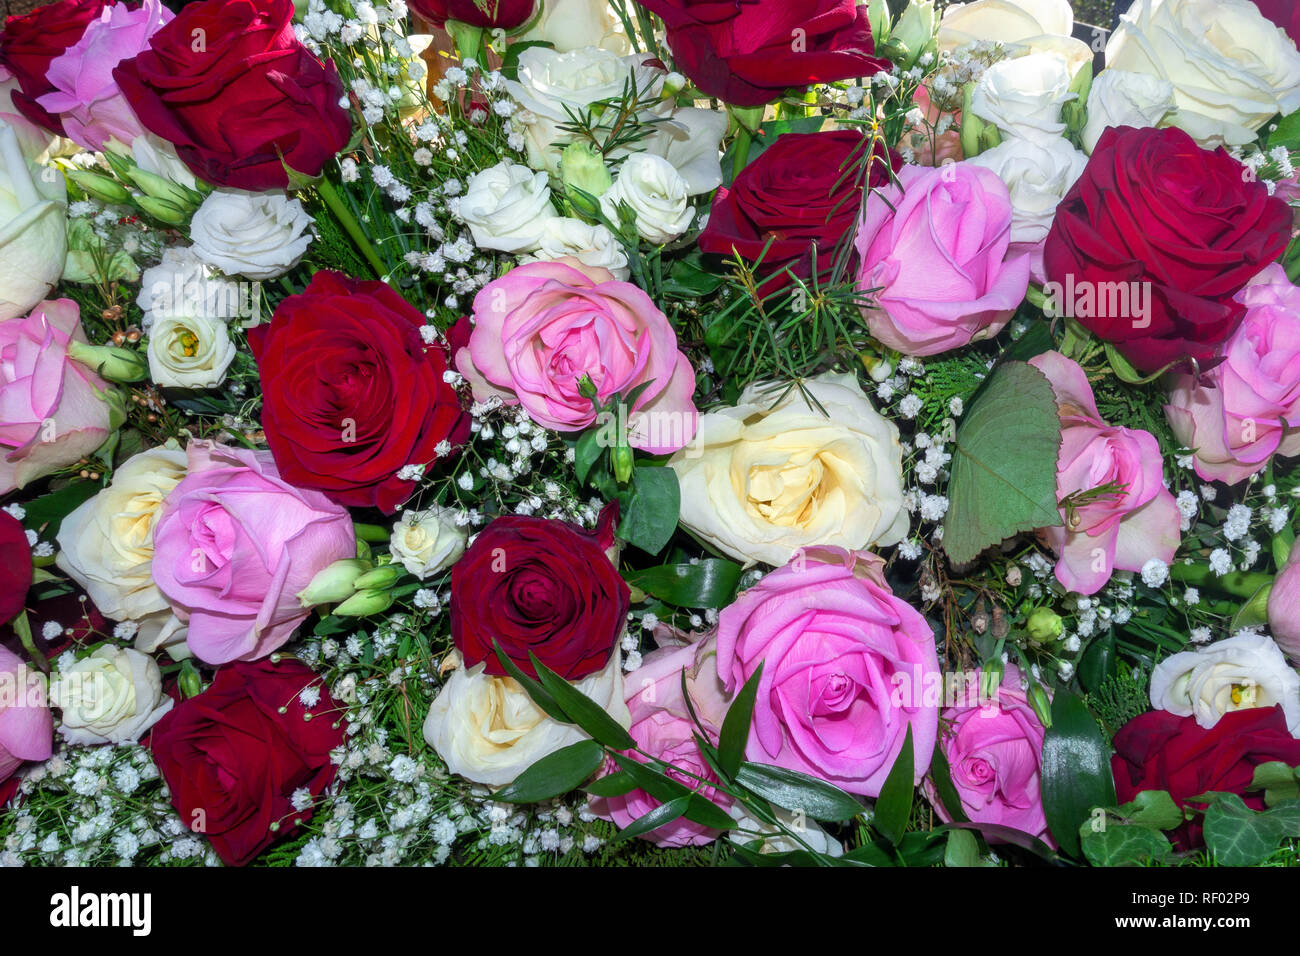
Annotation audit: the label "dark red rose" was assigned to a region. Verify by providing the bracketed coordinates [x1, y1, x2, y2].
[699, 130, 898, 292]
[407, 0, 536, 29]
[0, 511, 31, 626]
[113, 0, 351, 190]
[1043, 125, 1291, 374]
[1111, 705, 1300, 849]
[149, 657, 345, 867]
[1251, 0, 1300, 45]
[0, 0, 107, 135]
[249, 270, 469, 514]
[635, 0, 889, 107]
[452, 504, 629, 680]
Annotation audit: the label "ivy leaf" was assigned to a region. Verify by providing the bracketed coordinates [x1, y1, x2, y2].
[1204, 794, 1300, 866]
[494, 740, 605, 803]
[943, 361, 1062, 566]
[1117, 790, 1185, 831]
[1249, 761, 1300, 807]
[1079, 822, 1173, 867]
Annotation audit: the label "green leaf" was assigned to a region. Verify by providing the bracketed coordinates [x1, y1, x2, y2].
[1230, 581, 1273, 632]
[1249, 761, 1300, 807]
[574, 428, 605, 486]
[610, 795, 691, 843]
[530, 652, 636, 750]
[584, 770, 638, 798]
[625, 558, 744, 608]
[1078, 633, 1117, 694]
[927, 743, 969, 823]
[494, 740, 605, 803]
[617, 465, 681, 556]
[499, 39, 554, 81]
[681, 794, 736, 831]
[943, 361, 1062, 565]
[1079, 822, 1172, 867]
[1039, 691, 1116, 858]
[1268, 109, 1300, 152]
[1204, 793, 1285, 867]
[22, 481, 100, 537]
[873, 725, 914, 846]
[1117, 790, 1185, 831]
[735, 762, 865, 822]
[607, 753, 734, 831]
[943, 827, 982, 867]
[492, 642, 569, 723]
[942, 822, 1058, 861]
[718, 663, 762, 781]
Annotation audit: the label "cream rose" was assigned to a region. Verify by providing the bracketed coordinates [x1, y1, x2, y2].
[1106, 0, 1300, 147]
[146, 311, 236, 389]
[455, 161, 558, 254]
[389, 507, 467, 579]
[189, 188, 314, 280]
[521, 217, 630, 280]
[1080, 69, 1177, 154]
[0, 121, 66, 320]
[1150, 633, 1300, 734]
[49, 645, 173, 745]
[516, 0, 629, 54]
[55, 447, 188, 622]
[670, 372, 908, 567]
[601, 154, 694, 245]
[424, 648, 630, 787]
[970, 51, 1077, 142]
[938, 0, 1092, 75]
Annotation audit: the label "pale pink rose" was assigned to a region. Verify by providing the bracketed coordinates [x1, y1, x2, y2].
[905, 85, 963, 167]
[589, 632, 733, 847]
[923, 665, 1053, 845]
[1164, 264, 1300, 486]
[0, 299, 113, 494]
[714, 547, 939, 797]
[455, 259, 697, 453]
[151, 441, 355, 665]
[855, 162, 1030, 356]
[0, 645, 52, 782]
[36, 0, 172, 152]
[1030, 350, 1181, 596]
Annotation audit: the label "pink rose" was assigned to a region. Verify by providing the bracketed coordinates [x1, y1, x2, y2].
[37, 0, 172, 152]
[0, 645, 52, 782]
[714, 547, 939, 797]
[1030, 350, 1180, 595]
[905, 85, 963, 167]
[854, 162, 1030, 357]
[0, 299, 113, 494]
[1165, 264, 1300, 486]
[454, 260, 698, 453]
[923, 665, 1052, 844]
[1269, 547, 1300, 661]
[151, 441, 355, 665]
[589, 632, 732, 847]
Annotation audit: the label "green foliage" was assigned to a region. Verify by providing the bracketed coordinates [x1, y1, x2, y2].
[1040, 691, 1117, 858]
[1087, 669, 1152, 743]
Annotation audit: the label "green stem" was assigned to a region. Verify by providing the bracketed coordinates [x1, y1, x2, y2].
[12, 611, 49, 674]
[316, 177, 388, 279]
[731, 125, 754, 182]
[352, 522, 392, 543]
[1169, 562, 1273, 600]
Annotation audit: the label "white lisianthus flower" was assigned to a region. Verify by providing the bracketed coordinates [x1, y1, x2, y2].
[520, 217, 630, 279]
[189, 189, 314, 280]
[146, 311, 236, 389]
[0, 121, 66, 320]
[970, 51, 1076, 142]
[1080, 69, 1177, 154]
[423, 648, 631, 787]
[516, 0, 629, 54]
[938, 0, 1093, 75]
[1150, 633, 1300, 734]
[601, 154, 694, 245]
[669, 372, 908, 567]
[55, 447, 188, 622]
[457, 161, 558, 253]
[50, 645, 173, 745]
[390, 507, 467, 579]
[136, 246, 243, 333]
[1106, 0, 1300, 147]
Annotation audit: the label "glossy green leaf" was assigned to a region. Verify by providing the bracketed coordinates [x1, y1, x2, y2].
[1040, 691, 1116, 858]
[610, 795, 691, 843]
[584, 770, 638, 798]
[530, 652, 636, 750]
[625, 558, 744, 609]
[494, 740, 604, 803]
[718, 663, 762, 780]
[873, 725, 914, 846]
[617, 465, 681, 556]
[492, 642, 568, 723]
[1079, 822, 1172, 867]
[735, 762, 865, 822]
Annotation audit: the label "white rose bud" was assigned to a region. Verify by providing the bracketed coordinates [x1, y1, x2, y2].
[190, 188, 314, 280]
[457, 161, 559, 254]
[50, 645, 174, 746]
[390, 507, 467, 579]
[147, 312, 236, 389]
[1080, 69, 1177, 154]
[520, 217, 631, 280]
[601, 153, 694, 245]
[0, 121, 66, 320]
[1150, 633, 1300, 735]
[970, 51, 1076, 142]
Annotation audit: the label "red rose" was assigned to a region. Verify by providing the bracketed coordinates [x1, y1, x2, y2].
[249, 271, 469, 513]
[1043, 125, 1291, 374]
[1251, 0, 1300, 45]
[635, 0, 889, 107]
[149, 657, 345, 866]
[0, 511, 31, 626]
[0, 0, 107, 135]
[452, 505, 629, 681]
[1111, 706, 1300, 849]
[699, 130, 899, 292]
[407, 0, 536, 29]
[113, 0, 351, 191]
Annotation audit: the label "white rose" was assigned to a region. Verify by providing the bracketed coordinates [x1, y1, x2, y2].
[1150, 633, 1300, 734]
[424, 648, 631, 787]
[189, 188, 314, 280]
[601, 153, 694, 245]
[456, 161, 558, 254]
[1106, 0, 1300, 147]
[967, 134, 1086, 245]
[55, 447, 188, 622]
[520, 217, 630, 279]
[50, 645, 173, 746]
[137, 246, 243, 333]
[516, 0, 629, 54]
[390, 507, 467, 579]
[670, 372, 908, 567]
[970, 51, 1076, 141]
[938, 0, 1093, 75]
[147, 311, 236, 389]
[0, 121, 66, 320]
[134, 610, 190, 660]
[1080, 69, 1177, 154]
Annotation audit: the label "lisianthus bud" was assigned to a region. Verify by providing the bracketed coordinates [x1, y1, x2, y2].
[613, 445, 634, 484]
[135, 195, 189, 226]
[352, 564, 404, 590]
[297, 558, 370, 607]
[1027, 682, 1053, 729]
[868, 0, 891, 43]
[123, 165, 202, 211]
[1026, 607, 1063, 644]
[334, 588, 396, 617]
[67, 169, 131, 205]
[981, 657, 1004, 702]
[561, 142, 613, 203]
[960, 82, 985, 157]
[65, 340, 149, 383]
